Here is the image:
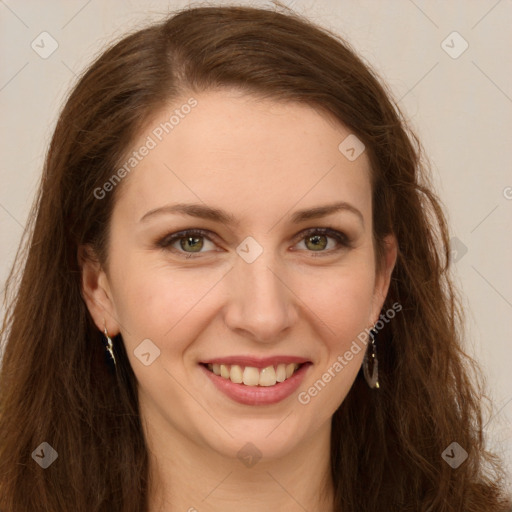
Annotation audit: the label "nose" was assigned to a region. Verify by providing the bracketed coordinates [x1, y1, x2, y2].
[222, 253, 298, 343]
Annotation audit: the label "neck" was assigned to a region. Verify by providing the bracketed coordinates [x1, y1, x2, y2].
[145, 418, 335, 512]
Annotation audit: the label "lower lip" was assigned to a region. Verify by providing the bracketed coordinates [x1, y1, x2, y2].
[199, 363, 312, 406]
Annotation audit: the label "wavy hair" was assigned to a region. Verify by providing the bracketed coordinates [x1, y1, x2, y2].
[1, 4, 510, 511]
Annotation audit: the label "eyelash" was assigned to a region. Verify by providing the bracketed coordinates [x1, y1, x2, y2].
[156, 227, 352, 259]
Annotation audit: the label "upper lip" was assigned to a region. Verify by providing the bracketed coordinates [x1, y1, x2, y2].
[200, 355, 311, 368]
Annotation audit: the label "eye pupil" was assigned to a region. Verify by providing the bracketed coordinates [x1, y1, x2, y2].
[306, 234, 327, 251]
[181, 236, 203, 252]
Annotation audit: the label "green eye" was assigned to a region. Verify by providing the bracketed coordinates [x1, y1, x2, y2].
[157, 229, 214, 258]
[157, 227, 351, 259]
[304, 234, 329, 251]
[178, 235, 204, 252]
[295, 228, 350, 255]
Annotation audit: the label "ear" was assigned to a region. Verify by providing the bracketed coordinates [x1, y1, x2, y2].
[78, 244, 120, 336]
[370, 234, 398, 325]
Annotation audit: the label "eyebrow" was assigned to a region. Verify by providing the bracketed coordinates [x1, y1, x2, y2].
[139, 201, 364, 227]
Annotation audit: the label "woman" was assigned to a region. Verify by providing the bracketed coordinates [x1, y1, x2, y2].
[0, 4, 510, 511]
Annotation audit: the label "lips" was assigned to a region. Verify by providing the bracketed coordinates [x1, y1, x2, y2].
[199, 356, 313, 406]
[199, 355, 311, 387]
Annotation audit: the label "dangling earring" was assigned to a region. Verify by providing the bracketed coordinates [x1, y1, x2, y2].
[363, 327, 379, 389]
[103, 323, 117, 368]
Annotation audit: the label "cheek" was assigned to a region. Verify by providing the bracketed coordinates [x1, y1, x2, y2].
[110, 263, 170, 333]
[108, 250, 226, 347]
[295, 259, 376, 342]
[294, 266, 374, 412]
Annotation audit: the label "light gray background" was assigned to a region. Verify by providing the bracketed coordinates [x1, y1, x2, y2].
[1, 0, 511, 486]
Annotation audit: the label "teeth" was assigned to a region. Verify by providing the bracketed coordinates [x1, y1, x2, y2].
[259, 366, 277, 386]
[243, 366, 260, 386]
[285, 363, 295, 379]
[206, 362, 301, 386]
[276, 364, 287, 382]
[230, 364, 243, 384]
[220, 364, 230, 379]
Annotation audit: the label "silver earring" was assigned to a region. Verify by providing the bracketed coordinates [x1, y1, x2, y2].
[363, 327, 379, 389]
[103, 324, 117, 367]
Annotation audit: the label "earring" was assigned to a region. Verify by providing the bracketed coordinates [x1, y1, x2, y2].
[363, 327, 379, 389]
[103, 324, 117, 368]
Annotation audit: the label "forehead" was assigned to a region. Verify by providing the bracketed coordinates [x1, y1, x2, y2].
[113, 90, 372, 227]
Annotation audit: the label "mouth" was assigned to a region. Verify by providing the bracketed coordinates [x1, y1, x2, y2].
[199, 360, 312, 406]
[201, 362, 304, 387]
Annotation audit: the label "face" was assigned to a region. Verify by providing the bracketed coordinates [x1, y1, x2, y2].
[82, 89, 396, 462]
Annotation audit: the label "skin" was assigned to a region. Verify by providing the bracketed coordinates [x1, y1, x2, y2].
[81, 89, 397, 512]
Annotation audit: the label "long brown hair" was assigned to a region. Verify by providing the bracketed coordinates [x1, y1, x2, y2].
[1, 4, 510, 511]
